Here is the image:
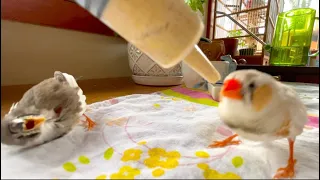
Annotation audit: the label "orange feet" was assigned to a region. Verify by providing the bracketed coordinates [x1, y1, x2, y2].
[208, 134, 241, 148]
[273, 138, 296, 179]
[273, 159, 297, 179]
[83, 114, 96, 131]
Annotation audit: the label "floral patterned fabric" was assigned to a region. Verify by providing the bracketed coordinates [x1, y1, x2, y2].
[1, 83, 318, 179]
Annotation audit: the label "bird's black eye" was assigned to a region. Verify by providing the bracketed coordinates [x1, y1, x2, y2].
[248, 82, 255, 89]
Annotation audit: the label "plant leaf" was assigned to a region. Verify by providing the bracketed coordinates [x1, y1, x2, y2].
[185, 0, 206, 16]
[197, 4, 204, 15]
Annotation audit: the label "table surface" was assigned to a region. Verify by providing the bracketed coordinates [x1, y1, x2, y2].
[2, 76, 319, 118]
[1, 77, 175, 117]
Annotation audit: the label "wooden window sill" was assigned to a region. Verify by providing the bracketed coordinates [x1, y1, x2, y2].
[236, 65, 319, 84]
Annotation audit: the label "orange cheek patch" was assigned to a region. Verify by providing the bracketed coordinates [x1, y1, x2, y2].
[252, 84, 272, 112]
[24, 118, 45, 130]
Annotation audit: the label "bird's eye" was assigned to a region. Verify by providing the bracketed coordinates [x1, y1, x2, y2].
[248, 82, 255, 89]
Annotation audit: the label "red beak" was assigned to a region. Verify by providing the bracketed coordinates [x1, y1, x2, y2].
[221, 78, 243, 100]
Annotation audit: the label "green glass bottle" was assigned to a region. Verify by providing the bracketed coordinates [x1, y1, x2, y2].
[270, 8, 316, 66]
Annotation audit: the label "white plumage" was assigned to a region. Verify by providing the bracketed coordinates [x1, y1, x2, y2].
[61, 72, 87, 116]
[209, 69, 308, 179]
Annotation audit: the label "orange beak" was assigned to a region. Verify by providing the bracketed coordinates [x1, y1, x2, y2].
[221, 78, 243, 100]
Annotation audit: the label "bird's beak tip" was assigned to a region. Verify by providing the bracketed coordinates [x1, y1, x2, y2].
[221, 78, 243, 100]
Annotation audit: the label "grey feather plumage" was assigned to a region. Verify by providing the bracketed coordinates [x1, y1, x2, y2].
[1, 71, 87, 147]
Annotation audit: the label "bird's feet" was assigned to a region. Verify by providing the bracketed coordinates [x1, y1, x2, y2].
[273, 159, 297, 179]
[83, 114, 96, 131]
[208, 134, 241, 148]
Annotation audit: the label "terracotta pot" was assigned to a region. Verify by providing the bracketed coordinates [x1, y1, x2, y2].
[198, 40, 225, 61]
[217, 38, 238, 57]
[199, 37, 212, 43]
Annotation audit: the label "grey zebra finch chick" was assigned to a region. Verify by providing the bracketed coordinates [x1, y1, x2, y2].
[1, 71, 96, 147]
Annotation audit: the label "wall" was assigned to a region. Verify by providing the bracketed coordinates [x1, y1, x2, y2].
[1, 0, 115, 36]
[1, 20, 131, 86]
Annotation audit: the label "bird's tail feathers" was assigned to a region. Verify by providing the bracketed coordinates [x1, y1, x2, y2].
[54, 71, 86, 115]
[62, 72, 87, 114]
[54, 71, 79, 88]
[62, 73, 79, 88]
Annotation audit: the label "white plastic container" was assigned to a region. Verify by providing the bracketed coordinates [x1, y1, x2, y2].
[208, 83, 222, 101]
[182, 61, 229, 89]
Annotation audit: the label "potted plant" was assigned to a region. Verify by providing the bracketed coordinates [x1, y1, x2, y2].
[127, 43, 184, 86]
[239, 37, 256, 56]
[217, 30, 241, 57]
[230, 30, 246, 48]
[185, 0, 226, 61]
[184, 0, 216, 45]
[184, 0, 207, 40]
[127, 0, 211, 86]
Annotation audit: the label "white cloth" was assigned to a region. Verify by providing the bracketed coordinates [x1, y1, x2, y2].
[1, 87, 319, 179]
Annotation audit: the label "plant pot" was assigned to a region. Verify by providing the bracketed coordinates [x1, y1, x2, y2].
[200, 37, 212, 43]
[128, 43, 183, 86]
[239, 48, 255, 56]
[198, 40, 225, 61]
[217, 38, 238, 57]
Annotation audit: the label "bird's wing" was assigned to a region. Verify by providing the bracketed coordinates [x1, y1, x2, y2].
[278, 83, 308, 137]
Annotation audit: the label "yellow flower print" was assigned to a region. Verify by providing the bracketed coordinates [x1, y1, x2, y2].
[138, 141, 147, 145]
[197, 163, 241, 179]
[152, 168, 165, 177]
[121, 148, 143, 162]
[160, 96, 180, 101]
[195, 151, 210, 158]
[106, 117, 128, 127]
[96, 174, 107, 179]
[204, 170, 241, 179]
[153, 103, 161, 108]
[144, 148, 181, 169]
[232, 156, 244, 168]
[110, 166, 140, 179]
[171, 97, 180, 101]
